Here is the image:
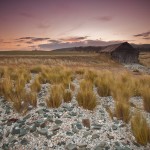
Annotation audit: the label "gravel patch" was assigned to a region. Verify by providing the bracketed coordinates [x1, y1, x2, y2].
[0, 77, 150, 150]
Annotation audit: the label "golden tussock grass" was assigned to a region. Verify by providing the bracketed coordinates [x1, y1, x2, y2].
[1, 76, 14, 101]
[139, 52, 150, 67]
[131, 111, 150, 145]
[75, 68, 85, 75]
[70, 83, 75, 91]
[109, 72, 132, 123]
[84, 70, 97, 83]
[46, 84, 64, 108]
[0, 81, 2, 96]
[139, 75, 150, 88]
[0, 67, 4, 78]
[62, 78, 72, 89]
[95, 71, 113, 97]
[63, 90, 72, 103]
[32, 66, 74, 90]
[114, 101, 130, 123]
[131, 78, 142, 96]
[77, 89, 97, 110]
[38, 70, 50, 84]
[80, 79, 93, 91]
[140, 86, 150, 112]
[130, 75, 150, 112]
[41, 67, 74, 85]
[30, 65, 45, 73]
[0, 67, 37, 113]
[11, 91, 37, 113]
[30, 76, 41, 93]
[111, 72, 133, 101]
[77, 79, 96, 110]
[1, 77, 37, 112]
[47, 73, 63, 84]
[12, 98, 22, 113]
[24, 92, 37, 107]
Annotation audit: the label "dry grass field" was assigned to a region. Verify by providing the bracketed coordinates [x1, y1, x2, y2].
[0, 51, 150, 149]
[139, 52, 150, 67]
[0, 51, 124, 73]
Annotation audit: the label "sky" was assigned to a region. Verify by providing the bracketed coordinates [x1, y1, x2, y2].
[0, 0, 150, 51]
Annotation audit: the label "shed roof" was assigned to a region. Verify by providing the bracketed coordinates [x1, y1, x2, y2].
[101, 42, 132, 53]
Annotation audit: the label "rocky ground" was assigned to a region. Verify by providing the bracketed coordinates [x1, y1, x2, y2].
[124, 63, 150, 74]
[0, 74, 150, 150]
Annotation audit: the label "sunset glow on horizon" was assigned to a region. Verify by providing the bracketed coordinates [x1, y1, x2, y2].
[0, 0, 150, 51]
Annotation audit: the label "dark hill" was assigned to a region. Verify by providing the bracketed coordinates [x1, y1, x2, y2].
[51, 46, 103, 53]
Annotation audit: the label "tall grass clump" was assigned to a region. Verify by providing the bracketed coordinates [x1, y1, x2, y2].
[75, 68, 85, 75]
[24, 92, 37, 107]
[95, 71, 113, 97]
[76, 80, 96, 110]
[38, 69, 50, 84]
[46, 85, 64, 108]
[1, 67, 36, 112]
[139, 75, 150, 88]
[45, 67, 73, 86]
[0, 80, 3, 96]
[1, 76, 14, 101]
[80, 79, 93, 91]
[30, 76, 41, 93]
[30, 65, 45, 73]
[111, 72, 133, 101]
[77, 90, 97, 110]
[140, 86, 150, 112]
[84, 70, 97, 83]
[131, 78, 141, 96]
[0, 67, 4, 78]
[110, 72, 133, 123]
[11, 91, 37, 113]
[63, 90, 72, 103]
[1, 72, 37, 113]
[114, 101, 130, 123]
[131, 112, 150, 145]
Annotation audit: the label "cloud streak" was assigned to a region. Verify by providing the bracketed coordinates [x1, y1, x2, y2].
[19, 37, 35, 40]
[37, 23, 51, 29]
[31, 38, 50, 42]
[94, 16, 112, 22]
[60, 36, 89, 42]
[20, 12, 35, 18]
[143, 37, 150, 40]
[134, 31, 150, 38]
[16, 37, 50, 43]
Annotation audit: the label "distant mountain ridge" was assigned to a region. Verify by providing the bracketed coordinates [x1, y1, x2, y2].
[51, 43, 150, 53]
[132, 44, 150, 52]
[51, 46, 103, 53]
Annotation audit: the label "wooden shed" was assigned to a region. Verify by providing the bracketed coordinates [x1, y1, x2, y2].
[100, 42, 139, 63]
